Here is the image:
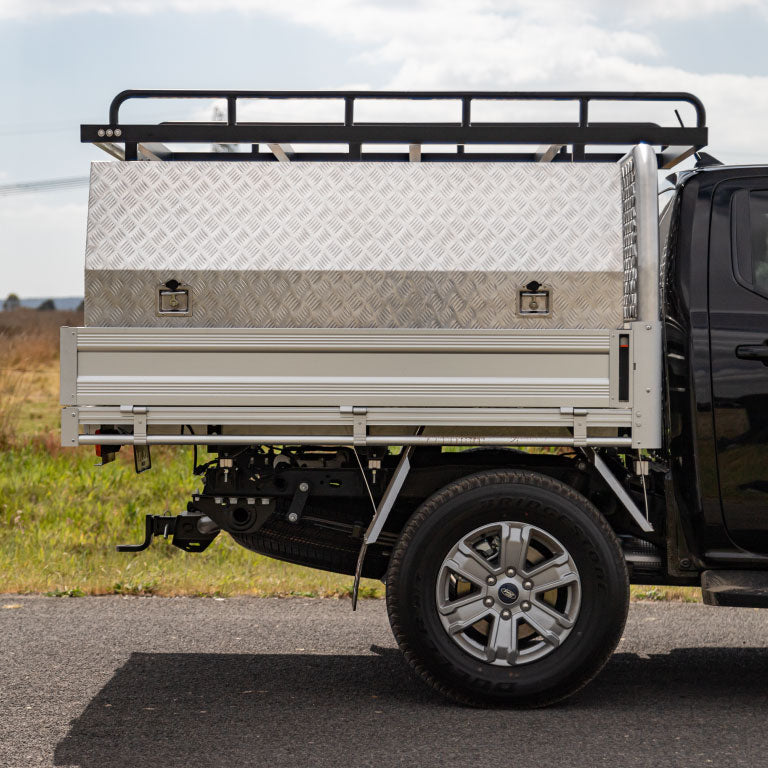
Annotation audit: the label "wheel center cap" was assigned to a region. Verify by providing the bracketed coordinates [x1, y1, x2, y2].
[497, 582, 519, 605]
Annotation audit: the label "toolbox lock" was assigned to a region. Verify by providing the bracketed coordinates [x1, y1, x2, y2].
[157, 280, 191, 316]
[518, 281, 551, 316]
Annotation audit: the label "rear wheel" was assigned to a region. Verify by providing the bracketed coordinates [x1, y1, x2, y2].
[386, 469, 629, 707]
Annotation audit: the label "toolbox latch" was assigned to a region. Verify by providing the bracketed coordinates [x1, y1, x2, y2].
[518, 280, 551, 316]
[157, 280, 191, 316]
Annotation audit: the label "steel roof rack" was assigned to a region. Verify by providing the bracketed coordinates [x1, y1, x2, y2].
[81, 89, 707, 168]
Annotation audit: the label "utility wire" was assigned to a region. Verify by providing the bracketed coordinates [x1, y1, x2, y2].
[0, 177, 90, 196]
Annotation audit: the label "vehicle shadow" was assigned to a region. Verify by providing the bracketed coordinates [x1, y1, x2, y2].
[54, 647, 768, 767]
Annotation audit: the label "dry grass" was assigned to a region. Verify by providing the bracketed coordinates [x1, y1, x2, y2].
[0, 308, 79, 369]
[0, 310, 700, 601]
[0, 309, 77, 448]
[0, 369, 23, 449]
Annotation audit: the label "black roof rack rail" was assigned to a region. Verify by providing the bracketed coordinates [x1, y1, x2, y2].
[81, 89, 707, 168]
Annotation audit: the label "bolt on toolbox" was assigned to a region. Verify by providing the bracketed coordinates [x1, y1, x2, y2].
[84, 160, 622, 330]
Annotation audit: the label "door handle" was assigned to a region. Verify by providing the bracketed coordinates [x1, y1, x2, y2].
[735, 344, 768, 365]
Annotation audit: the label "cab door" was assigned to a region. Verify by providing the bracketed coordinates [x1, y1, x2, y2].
[709, 177, 768, 553]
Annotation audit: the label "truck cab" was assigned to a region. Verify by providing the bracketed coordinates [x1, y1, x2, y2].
[665, 165, 768, 575]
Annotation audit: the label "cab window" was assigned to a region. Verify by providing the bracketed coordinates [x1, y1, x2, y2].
[749, 191, 768, 294]
[731, 188, 768, 297]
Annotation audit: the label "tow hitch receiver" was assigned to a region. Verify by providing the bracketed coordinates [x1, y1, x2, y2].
[116, 513, 219, 553]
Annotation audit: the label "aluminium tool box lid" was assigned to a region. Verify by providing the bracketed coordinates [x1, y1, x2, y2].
[84, 159, 622, 329]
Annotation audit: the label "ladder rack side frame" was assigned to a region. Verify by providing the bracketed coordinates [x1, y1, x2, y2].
[80, 89, 707, 168]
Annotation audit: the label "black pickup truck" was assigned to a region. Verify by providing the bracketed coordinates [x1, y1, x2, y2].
[68, 89, 768, 709]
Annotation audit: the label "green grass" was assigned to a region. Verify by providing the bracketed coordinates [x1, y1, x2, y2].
[630, 585, 701, 603]
[0, 438, 701, 601]
[0, 441, 384, 598]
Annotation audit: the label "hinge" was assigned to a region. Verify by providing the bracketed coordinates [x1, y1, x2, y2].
[353, 407, 368, 446]
[340, 406, 368, 445]
[121, 405, 148, 445]
[560, 407, 588, 446]
[572, 408, 587, 446]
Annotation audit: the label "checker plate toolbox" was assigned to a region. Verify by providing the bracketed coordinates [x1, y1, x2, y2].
[65, 90, 707, 451]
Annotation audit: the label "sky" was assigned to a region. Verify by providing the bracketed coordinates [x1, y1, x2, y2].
[1, 0, 768, 298]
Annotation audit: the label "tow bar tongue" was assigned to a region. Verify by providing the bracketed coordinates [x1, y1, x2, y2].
[116, 513, 219, 553]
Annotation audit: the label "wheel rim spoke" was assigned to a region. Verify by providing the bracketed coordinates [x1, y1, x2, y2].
[530, 594, 576, 629]
[533, 571, 579, 594]
[444, 596, 491, 634]
[485, 613, 520, 663]
[524, 602, 568, 646]
[526, 553, 578, 595]
[453, 542, 496, 582]
[499, 522, 530, 573]
[437, 590, 485, 617]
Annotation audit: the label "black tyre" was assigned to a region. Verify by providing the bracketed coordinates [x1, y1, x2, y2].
[386, 469, 629, 707]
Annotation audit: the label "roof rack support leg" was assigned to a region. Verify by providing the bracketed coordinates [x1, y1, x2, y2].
[94, 142, 125, 161]
[267, 143, 294, 162]
[138, 143, 172, 161]
[409, 144, 422, 162]
[535, 144, 564, 162]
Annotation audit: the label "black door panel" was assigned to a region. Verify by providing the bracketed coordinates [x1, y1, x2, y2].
[709, 180, 768, 552]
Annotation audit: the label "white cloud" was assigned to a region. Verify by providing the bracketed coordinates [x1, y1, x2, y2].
[0, 197, 87, 296]
[3, 0, 767, 163]
[1, 0, 762, 20]
[625, 0, 763, 20]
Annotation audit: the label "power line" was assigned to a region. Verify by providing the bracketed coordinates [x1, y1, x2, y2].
[0, 177, 90, 196]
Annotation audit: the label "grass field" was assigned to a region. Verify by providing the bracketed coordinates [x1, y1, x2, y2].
[0, 309, 700, 601]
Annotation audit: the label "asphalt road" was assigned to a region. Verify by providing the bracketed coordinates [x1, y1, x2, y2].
[1, 597, 767, 768]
